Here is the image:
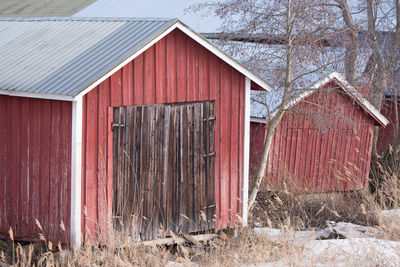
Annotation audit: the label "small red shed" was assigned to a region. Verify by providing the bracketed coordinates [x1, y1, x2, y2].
[250, 72, 388, 192]
[0, 17, 271, 246]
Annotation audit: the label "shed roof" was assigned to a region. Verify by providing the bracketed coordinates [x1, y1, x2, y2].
[0, 0, 95, 17]
[251, 72, 389, 127]
[0, 17, 271, 101]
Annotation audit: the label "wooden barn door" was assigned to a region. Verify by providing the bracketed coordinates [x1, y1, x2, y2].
[112, 101, 216, 240]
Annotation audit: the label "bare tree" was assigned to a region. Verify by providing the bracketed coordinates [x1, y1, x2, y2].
[189, 0, 338, 209]
[334, 0, 360, 84]
[332, 0, 400, 156]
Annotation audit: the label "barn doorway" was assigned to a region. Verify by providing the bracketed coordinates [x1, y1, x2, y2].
[112, 101, 216, 240]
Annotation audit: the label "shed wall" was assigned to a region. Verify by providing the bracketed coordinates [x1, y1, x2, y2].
[81, 29, 246, 240]
[0, 95, 72, 243]
[377, 98, 399, 153]
[250, 83, 375, 192]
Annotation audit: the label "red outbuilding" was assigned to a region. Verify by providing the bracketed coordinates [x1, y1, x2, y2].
[0, 17, 271, 246]
[250, 72, 388, 193]
[377, 97, 400, 153]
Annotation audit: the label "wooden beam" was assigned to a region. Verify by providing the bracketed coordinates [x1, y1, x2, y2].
[139, 233, 218, 247]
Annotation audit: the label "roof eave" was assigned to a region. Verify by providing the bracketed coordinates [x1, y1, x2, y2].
[327, 72, 389, 127]
[174, 20, 272, 92]
[0, 88, 74, 101]
[72, 18, 179, 100]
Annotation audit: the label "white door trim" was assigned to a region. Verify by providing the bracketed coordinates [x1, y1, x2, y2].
[70, 96, 83, 248]
[242, 77, 251, 226]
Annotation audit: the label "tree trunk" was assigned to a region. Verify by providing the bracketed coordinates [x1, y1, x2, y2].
[336, 0, 359, 84]
[248, 111, 285, 209]
[394, 92, 399, 145]
[370, 71, 387, 157]
[248, 0, 294, 210]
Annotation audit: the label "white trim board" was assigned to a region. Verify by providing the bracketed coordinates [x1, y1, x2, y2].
[174, 22, 272, 92]
[70, 97, 83, 248]
[242, 77, 251, 226]
[250, 117, 268, 124]
[325, 72, 389, 127]
[0, 89, 73, 101]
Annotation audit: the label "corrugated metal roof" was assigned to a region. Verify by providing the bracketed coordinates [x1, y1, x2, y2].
[0, 0, 95, 17]
[0, 17, 176, 97]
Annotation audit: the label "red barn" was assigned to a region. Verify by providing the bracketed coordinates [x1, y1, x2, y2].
[0, 17, 271, 247]
[250, 72, 388, 193]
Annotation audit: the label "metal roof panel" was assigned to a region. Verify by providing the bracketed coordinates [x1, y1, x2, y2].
[0, 17, 175, 96]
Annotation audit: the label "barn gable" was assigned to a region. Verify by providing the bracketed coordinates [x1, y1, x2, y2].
[251, 72, 389, 127]
[0, 17, 272, 247]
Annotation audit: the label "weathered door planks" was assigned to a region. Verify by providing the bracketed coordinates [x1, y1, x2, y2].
[112, 101, 215, 240]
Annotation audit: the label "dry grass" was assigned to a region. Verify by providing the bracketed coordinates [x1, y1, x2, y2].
[250, 189, 381, 230]
[2, 151, 400, 266]
[0, 226, 292, 266]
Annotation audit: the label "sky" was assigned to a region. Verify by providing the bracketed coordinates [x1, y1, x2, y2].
[74, 0, 222, 32]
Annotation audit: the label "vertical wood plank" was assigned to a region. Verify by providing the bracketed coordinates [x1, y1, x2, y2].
[133, 54, 144, 105]
[198, 103, 205, 230]
[209, 55, 220, 227]
[19, 98, 30, 238]
[176, 31, 187, 102]
[144, 47, 156, 105]
[122, 62, 133, 105]
[208, 102, 216, 228]
[39, 99, 51, 238]
[0, 96, 6, 233]
[199, 48, 209, 101]
[85, 89, 99, 240]
[161, 106, 170, 233]
[220, 64, 231, 227]
[192, 104, 200, 228]
[167, 107, 176, 232]
[175, 106, 182, 233]
[110, 71, 122, 107]
[180, 105, 189, 231]
[230, 72, 239, 223]
[155, 39, 167, 104]
[49, 101, 61, 241]
[166, 31, 177, 102]
[60, 101, 72, 243]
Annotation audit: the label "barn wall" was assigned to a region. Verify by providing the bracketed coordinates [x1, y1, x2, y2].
[81, 29, 246, 240]
[249, 122, 266, 175]
[250, 82, 375, 192]
[0, 95, 72, 244]
[377, 98, 399, 153]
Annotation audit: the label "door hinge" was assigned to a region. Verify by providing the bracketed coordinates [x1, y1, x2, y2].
[203, 152, 216, 158]
[111, 122, 126, 131]
[203, 116, 216, 122]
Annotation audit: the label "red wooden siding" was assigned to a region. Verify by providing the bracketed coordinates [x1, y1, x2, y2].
[81, 29, 246, 240]
[377, 98, 399, 153]
[0, 95, 72, 244]
[250, 82, 375, 192]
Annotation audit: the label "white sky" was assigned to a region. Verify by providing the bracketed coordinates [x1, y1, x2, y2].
[74, 0, 222, 32]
